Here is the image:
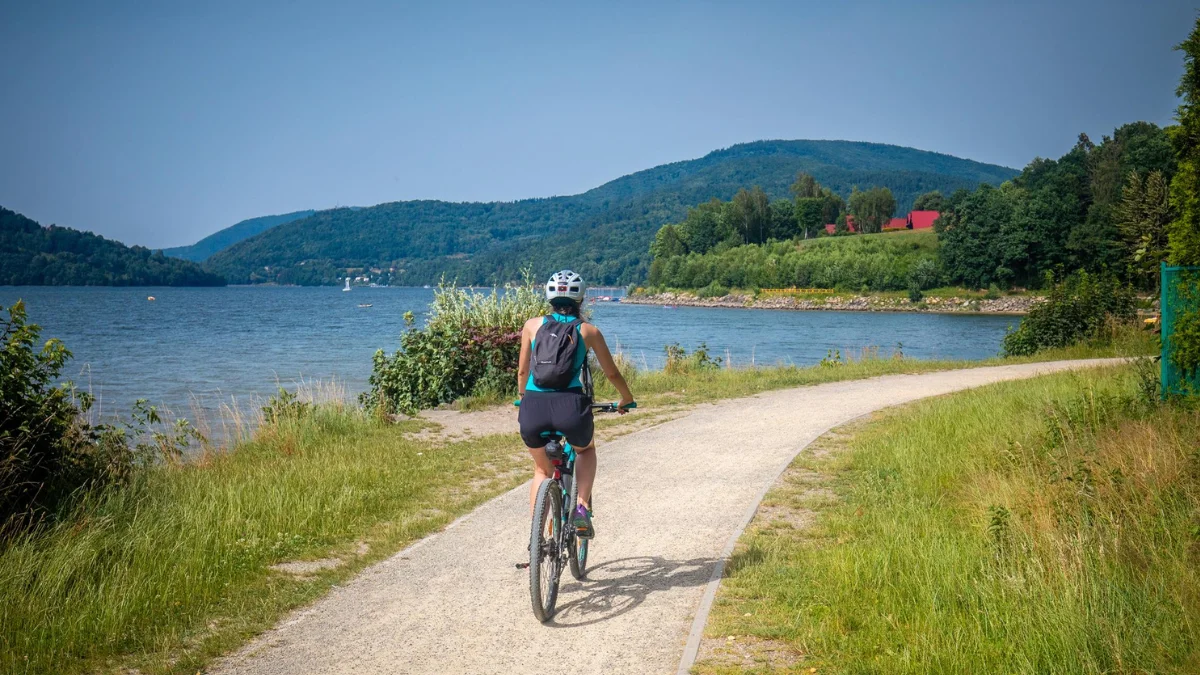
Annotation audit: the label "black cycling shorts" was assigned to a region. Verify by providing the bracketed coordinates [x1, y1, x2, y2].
[518, 389, 594, 449]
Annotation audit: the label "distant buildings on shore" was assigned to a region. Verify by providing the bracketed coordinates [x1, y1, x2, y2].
[823, 210, 940, 235]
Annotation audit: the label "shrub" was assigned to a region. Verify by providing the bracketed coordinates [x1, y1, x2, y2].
[664, 343, 722, 375]
[362, 280, 547, 414]
[1002, 273, 1136, 356]
[0, 303, 200, 536]
[696, 281, 730, 298]
[261, 387, 313, 423]
[907, 258, 942, 290]
[908, 284, 924, 303]
[647, 231, 940, 293]
[984, 283, 1002, 300]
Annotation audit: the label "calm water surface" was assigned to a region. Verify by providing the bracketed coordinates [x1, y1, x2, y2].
[2, 286, 1017, 419]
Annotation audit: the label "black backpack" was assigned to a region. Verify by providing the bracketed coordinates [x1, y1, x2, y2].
[532, 316, 584, 390]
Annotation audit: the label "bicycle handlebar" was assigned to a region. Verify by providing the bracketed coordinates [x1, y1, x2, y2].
[590, 401, 637, 413]
[513, 399, 637, 412]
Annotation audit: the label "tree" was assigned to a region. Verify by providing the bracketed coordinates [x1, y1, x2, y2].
[1169, 15, 1200, 265]
[847, 187, 896, 234]
[795, 198, 827, 239]
[1117, 170, 1172, 290]
[649, 223, 687, 259]
[677, 199, 729, 255]
[822, 190, 846, 229]
[790, 172, 821, 199]
[770, 199, 797, 239]
[938, 183, 1018, 288]
[730, 187, 772, 244]
[913, 190, 946, 212]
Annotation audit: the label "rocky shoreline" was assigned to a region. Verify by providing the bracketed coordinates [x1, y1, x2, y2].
[622, 292, 1042, 314]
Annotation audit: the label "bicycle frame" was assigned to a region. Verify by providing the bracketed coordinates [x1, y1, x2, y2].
[538, 431, 577, 572]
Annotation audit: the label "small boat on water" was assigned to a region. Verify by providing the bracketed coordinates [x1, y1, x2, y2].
[358, 303, 373, 308]
[343, 278, 352, 292]
[663, 305, 676, 309]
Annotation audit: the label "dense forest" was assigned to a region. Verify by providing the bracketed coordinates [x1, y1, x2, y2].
[203, 140, 1017, 285]
[160, 209, 316, 262]
[648, 122, 1178, 293]
[0, 208, 225, 286]
[938, 121, 1177, 290]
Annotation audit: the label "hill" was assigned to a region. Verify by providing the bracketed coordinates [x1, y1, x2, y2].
[160, 210, 316, 262]
[204, 140, 1018, 286]
[0, 207, 225, 286]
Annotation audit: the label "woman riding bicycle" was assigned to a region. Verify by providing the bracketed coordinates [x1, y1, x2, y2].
[516, 270, 635, 539]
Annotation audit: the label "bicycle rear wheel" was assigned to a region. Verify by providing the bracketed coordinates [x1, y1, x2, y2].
[529, 478, 562, 622]
[567, 475, 589, 580]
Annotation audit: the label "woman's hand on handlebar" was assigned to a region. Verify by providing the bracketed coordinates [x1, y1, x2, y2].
[617, 398, 635, 415]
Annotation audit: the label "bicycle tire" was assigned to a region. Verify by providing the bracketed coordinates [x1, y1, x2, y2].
[567, 476, 589, 580]
[529, 478, 562, 622]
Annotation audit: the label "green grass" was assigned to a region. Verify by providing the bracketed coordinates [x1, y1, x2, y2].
[0, 405, 528, 674]
[697, 363, 1200, 674]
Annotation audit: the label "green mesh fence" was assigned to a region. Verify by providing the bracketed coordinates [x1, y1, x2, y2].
[1161, 262, 1200, 398]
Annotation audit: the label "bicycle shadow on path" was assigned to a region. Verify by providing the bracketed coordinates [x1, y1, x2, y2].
[549, 556, 719, 628]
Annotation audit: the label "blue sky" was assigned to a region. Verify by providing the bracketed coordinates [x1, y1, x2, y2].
[0, 0, 1195, 248]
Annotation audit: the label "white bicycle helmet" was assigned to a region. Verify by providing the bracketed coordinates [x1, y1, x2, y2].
[545, 270, 586, 305]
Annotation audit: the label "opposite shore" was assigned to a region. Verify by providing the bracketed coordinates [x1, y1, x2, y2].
[622, 291, 1043, 314]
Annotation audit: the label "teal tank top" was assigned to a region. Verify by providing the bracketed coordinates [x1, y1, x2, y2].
[525, 313, 588, 392]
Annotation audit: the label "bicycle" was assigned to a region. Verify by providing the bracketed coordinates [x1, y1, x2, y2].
[515, 400, 635, 622]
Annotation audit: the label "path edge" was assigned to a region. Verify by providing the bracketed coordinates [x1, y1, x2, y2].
[673, 412, 869, 675]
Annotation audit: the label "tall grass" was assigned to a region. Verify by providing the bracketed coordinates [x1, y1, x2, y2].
[701, 365, 1200, 673]
[0, 405, 527, 674]
[424, 281, 547, 330]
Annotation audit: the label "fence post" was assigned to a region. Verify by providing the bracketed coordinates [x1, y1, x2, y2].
[1162, 261, 1168, 400]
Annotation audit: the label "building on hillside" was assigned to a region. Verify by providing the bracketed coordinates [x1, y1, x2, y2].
[824, 216, 857, 235]
[908, 211, 940, 230]
[824, 211, 939, 235]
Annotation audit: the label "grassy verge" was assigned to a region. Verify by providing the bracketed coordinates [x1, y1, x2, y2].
[0, 405, 528, 674]
[696, 363, 1200, 673]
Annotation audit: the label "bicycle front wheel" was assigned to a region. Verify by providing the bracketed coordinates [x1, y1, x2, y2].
[529, 478, 563, 622]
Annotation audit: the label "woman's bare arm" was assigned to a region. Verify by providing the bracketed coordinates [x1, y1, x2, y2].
[516, 317, 538, 397]
[581, 323, 634, 412]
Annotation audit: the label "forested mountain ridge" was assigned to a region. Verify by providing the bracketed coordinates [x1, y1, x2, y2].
[204, 140, 1018, 285]
[160, 209, 316, 262]
[0, 207, 225, 286]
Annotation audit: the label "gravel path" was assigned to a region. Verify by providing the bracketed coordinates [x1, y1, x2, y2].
[214, 359, 1123, 675]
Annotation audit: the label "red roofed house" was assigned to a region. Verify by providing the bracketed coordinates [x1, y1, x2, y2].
[908, 210, 940, 230]
[883, 217, 908, 231]
[824, 216, 857, 235]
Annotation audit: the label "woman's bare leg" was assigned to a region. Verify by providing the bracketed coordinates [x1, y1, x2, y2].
[574, 444, 596, 507]
[527, 446, 553, 515]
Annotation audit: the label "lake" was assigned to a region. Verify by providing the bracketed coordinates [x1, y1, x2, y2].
[2, 286, 1018, 420]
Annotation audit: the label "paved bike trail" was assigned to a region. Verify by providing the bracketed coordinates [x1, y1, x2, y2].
[214, 360, 1122, 674]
